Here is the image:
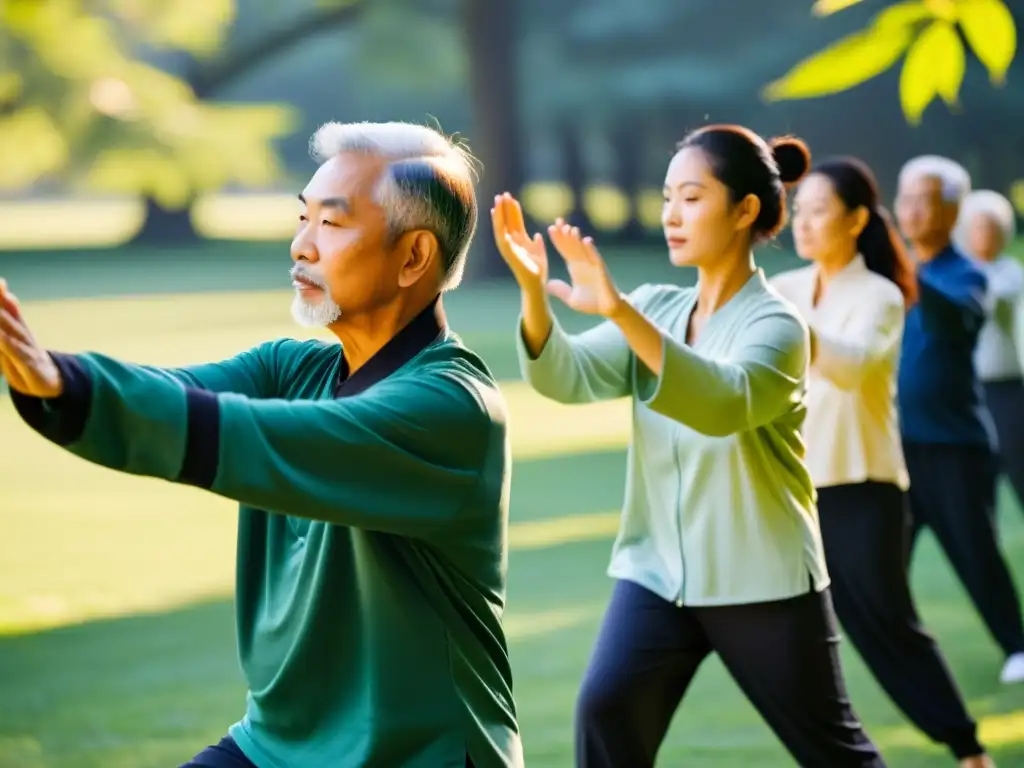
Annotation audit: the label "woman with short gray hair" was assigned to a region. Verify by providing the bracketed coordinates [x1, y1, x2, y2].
[955, 190, 1024, 524]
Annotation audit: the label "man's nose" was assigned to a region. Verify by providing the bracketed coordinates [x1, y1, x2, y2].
[291, 230, 318, 263]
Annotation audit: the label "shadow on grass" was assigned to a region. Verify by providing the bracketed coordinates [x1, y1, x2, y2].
[0, 599, 241, 768]
[0, 579, 605, 768]
[1, 571, 1023, 768]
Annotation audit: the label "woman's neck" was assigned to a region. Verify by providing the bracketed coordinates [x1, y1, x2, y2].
[813, 246, 857, 304]
[694, 250, 756, 316]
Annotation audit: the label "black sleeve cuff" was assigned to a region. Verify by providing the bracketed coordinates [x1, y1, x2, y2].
[10, 352, 93, 446]
[177, 387, 221, 489]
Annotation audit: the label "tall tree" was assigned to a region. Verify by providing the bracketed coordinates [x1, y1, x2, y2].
[461, 0, 524, 279]
[0, 0, 365, 244]
[133, 0, 366, 243]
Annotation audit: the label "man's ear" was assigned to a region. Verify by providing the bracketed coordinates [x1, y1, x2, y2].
[396, 230, 441, 288]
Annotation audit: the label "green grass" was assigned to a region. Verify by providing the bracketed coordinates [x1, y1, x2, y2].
[1, 244, 1024, 767]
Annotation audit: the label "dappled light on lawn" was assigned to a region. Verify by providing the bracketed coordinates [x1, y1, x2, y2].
[0, 200, 145, 249]
[1, 284, 1022, 767]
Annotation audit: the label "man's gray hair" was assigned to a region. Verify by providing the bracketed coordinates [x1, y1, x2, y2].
[310, 121, 480, 291]
[954, 189, 1018, 252]
[898, 155, 972, 204]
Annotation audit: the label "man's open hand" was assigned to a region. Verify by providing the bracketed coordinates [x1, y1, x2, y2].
[0, 279, 63, 398]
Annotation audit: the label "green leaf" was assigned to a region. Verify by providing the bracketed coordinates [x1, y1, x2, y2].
[957, 0, 1017, 85]
[872, 1, 933, 31]
[923, 0, 958, 21]
[933, 21, 966, 105]
[812, 0, 867, 17]
[762, 25, 914, 101]
[899, 20, 964, 124]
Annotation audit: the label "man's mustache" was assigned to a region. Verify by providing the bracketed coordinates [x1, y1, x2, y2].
[290, 266, 326, 287]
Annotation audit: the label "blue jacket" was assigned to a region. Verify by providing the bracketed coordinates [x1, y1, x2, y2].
[898, 244, 995, 448]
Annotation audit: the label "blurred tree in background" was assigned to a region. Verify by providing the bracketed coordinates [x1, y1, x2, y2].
[1, 0, 1022, 270]
[0, 0, 364, 243]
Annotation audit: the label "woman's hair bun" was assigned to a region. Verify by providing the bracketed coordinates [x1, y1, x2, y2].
[769, 136, 811, 186]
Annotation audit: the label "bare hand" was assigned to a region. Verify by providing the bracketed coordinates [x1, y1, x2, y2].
[0, 280, 63, 398]
[546, 221, 625, 318]
[490, 193, 548, 293]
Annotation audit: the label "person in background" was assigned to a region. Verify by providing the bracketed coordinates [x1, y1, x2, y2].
[772, 156, 993, 768]
[895, 155, 1024, 686]
[494, 125, 885, 767]
[954, 190, 1024, 523]
[0, 121, 522, 768]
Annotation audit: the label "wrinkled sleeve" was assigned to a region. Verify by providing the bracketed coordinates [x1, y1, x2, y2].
[516, 285, 653, 403]
[917, 267, 986, 339]
[640, 311, 808, 437]
[11, 353, 492, 538]
[812, 295, 904, 390]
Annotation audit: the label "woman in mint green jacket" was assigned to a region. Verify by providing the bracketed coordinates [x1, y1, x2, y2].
[492, 125, 883, 768]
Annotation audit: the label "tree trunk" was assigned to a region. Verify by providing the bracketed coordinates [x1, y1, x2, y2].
[462, 0, 523, 281]
[560, 122, 594, 233]
[610, 121, 645, 245]
[130, 1, 367, 246]
[132, 197, 200, 245]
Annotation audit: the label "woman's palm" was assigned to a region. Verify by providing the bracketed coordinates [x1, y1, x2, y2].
[547, 221, 621, 316]
[490, 193, 547, 289]
[561, 260, 614, 313]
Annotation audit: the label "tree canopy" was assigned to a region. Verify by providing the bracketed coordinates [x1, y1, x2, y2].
[0, 0, 370, 205]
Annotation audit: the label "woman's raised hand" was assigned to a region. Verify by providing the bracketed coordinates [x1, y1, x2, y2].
[546, 220, 624, 318]
[490, 193, 548, 294]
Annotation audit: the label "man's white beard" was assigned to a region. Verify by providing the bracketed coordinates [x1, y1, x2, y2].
[290, 292, 342, 328]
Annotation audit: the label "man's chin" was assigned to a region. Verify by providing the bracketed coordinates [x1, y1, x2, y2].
[290, 295, 342, 329]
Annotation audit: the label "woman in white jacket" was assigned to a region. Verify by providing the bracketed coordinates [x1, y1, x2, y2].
[955, 190, 1024, 523]
[772, 157, 992, 768]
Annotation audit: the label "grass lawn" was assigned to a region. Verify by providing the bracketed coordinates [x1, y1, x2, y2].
[1, 242, 1024, 767]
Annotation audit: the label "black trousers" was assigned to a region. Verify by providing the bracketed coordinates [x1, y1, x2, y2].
[903, 441, 1024, 657]
[984, 378, 1024, 517]
[179, 738, 255, 768]
[574, 580, 883, 768]
[817, 481, 983, 759]
[179, 735, 477, 767]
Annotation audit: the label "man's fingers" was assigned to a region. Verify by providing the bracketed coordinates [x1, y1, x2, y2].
[0, 326, 33, 367]
[0, 330, 35, 395]
[0, 291, 24, 324]
[0, 307, 31, 345]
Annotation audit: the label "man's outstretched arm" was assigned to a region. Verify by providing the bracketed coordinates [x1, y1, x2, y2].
[11, 351, 496, 539]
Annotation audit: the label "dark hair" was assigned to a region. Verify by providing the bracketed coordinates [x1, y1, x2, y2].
[678, 124, 811, 244]
[812, 157, 917, 306]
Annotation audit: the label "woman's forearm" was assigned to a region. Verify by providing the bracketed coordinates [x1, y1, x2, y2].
[520, 287, 555, 359]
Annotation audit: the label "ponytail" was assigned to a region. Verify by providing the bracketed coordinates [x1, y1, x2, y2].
[858, 206, 917, 307]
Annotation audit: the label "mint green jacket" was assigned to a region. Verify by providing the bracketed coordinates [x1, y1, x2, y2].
[518, 270, 829, 606]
